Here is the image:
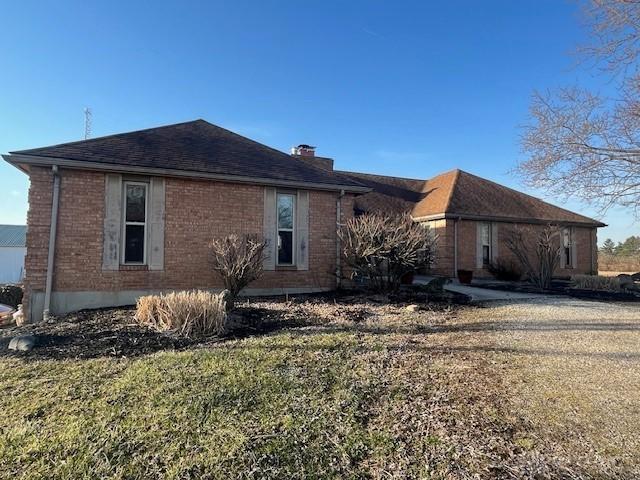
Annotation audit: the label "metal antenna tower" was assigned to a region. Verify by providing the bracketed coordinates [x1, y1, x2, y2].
[84, 107, 92, 139]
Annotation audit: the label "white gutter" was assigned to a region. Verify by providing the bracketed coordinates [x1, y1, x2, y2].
[42, 165, 60, 322]
[412, 212, 606, 228]
[2, 153, 371, 194]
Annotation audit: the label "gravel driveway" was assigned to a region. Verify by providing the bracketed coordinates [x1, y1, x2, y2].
[457, 297, 640, 476]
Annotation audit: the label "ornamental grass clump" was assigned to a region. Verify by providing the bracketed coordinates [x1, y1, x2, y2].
[135, 290, 228, 337]
[571, 274, 623, 292]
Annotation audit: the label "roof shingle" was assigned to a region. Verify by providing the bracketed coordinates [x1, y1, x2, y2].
[345, 169, 604, 227]
[10, 120, 366, 190]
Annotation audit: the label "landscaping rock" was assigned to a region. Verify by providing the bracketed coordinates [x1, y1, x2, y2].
[405, 304, 420, 312]
[8, 335, 37, 352]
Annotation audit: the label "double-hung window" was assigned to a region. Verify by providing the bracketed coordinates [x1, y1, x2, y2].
[277, 193, 295, 265]
[563, 227, 572, 268]
[480, 222, 492, 267]
[122, 181, 148, 264]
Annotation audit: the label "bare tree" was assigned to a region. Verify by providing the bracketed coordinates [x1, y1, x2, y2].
[505, 225, 561, 290]
[519, 1, 640, 216]
[210, 234, 267, 308]
[339, 213, 437, 292]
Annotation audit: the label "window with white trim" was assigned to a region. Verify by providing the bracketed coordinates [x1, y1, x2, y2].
[480, 222, 492, 267]
[122, 181, 148, 264]
[563, 227, 573, 268]
[277, 193, 295, 265]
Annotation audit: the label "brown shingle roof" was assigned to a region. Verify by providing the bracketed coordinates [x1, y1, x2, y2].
[343, 168, 604, 227]
[337, 171, 425, 215]
[414, 169, 604, 226]
[9, 120, 367, 191]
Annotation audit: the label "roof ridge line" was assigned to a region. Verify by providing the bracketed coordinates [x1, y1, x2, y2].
[441, 169, 460, 213]
[10, 119, 206, 154]
[336, 169, 427, 183]
[452, 169, 602, 224]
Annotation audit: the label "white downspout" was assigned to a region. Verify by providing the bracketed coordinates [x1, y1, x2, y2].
[43, 165, 60, 322]
[336, 189, 345, 288]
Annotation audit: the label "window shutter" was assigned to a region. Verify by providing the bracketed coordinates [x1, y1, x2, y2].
[491, 223, 499, 261]
[571, 227, 578, 269]
[296, 190, 309, 271]
[263, 187, 276, 270]
[476, 222, 484, 269]
[148, 177, 165, 271]
[102, 173, 122, 270]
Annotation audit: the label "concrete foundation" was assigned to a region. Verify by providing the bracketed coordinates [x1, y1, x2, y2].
[28, 287, 333, 323]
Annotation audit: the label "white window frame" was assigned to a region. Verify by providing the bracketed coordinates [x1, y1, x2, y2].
[121, 181, 148, 265]
[276, 192, 296, 266]
[481, 222, 492, 267]
[563, 227, 573, 268]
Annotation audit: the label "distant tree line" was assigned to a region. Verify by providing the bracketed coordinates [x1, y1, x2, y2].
[600, 236, 640, 257]
[599, 235, 640, 273]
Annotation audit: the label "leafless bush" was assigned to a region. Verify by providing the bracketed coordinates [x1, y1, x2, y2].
[487, 258, 523, 281]
[210, 234, 267, 307]
[135, 290, 227, 336]
[518, 1, 640, 217]
[571, 274, 622, 292]
[339, 213, 436, 292]
[505, 225, 560, 290]
[0, 284, 23, 308]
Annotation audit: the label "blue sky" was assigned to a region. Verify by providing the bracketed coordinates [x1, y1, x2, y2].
[0, 0, 635, 242]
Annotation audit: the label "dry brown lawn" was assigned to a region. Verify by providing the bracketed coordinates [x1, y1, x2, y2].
[1, 295, 639, 478]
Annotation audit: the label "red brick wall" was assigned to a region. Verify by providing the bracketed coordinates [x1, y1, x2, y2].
[424, 218, 598, 278]
[423, 219, 455, 276]
[23, 167, 354, 316]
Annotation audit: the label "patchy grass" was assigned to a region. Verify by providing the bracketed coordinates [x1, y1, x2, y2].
[1, 296, 639, 478]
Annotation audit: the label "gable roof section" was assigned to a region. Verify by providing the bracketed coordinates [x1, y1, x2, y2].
[346, 168, 604, 227]
[6, 120, 368, 192]
[0, 225, 26, 247]
[414, 169, 604, 226]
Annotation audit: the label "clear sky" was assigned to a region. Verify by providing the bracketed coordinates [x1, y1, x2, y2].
[0, 0, 636, 243]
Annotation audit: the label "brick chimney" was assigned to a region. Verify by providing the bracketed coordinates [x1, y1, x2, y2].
[291, 144, 316, 157]
[291, 144, 334, 171]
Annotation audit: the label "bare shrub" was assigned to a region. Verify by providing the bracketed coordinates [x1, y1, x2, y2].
[339, 213, 436, 292]
[0, 285, 23, 308]
[571, 274, 622, 292]
[210, 234, 267, 307]
[135, 290, 227, 337]
[505, 225, 560, 290]
[487, 258, 523, 282]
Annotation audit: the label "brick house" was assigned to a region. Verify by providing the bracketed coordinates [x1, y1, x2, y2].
[340, 169, 605, 278]
[3, 119, 604, 322]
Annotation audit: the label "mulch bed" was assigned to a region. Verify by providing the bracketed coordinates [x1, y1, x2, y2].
[0, 308, 205, 360]
[0, 289, 468, 360]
